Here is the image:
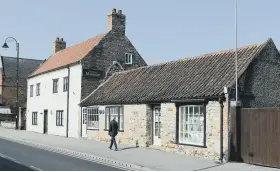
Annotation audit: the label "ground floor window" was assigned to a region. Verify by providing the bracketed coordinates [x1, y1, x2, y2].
[56, 110, 63, 126]
[178, 105, 205, 146]
[82, 108, 87, 124]
[105, 106, 124, 131]
[32, 112, 37, 125]
[87, 107, 99, 130]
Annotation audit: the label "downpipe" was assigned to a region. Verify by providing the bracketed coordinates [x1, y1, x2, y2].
[219, 94, 226, 163]
[66, 66, 70, 138]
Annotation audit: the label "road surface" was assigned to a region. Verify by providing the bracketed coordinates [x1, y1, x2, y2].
[0, 139, 123, 171]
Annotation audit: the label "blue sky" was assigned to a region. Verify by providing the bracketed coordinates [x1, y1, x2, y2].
[0, 0, 279, 65]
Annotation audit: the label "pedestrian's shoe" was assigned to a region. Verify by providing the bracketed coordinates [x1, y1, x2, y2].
[115, 148, 118, 151]
[109, 147, 112, 150]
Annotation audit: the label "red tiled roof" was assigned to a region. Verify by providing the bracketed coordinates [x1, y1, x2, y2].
[30, 34, 106, 77]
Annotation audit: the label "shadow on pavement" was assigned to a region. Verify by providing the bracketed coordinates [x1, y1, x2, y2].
[0, 156, 34, 171]
[119, 146, 139, 151]
[193, 162, 225, 171]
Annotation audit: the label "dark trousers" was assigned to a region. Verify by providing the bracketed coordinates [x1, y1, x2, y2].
[109, 135, 118, 149]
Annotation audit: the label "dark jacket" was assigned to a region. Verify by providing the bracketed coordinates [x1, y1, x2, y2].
[109, 120, 119, 136]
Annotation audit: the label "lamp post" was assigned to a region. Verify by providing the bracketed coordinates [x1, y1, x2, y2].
[235, 0, 239, 106]
[2, 37, 19, 130]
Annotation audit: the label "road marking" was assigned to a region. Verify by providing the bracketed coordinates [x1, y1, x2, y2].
[0, 153, 42, 171]
[0, 137, 152, 171]
[29, 165, 42, 171]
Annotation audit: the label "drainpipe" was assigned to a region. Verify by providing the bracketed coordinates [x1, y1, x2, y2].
[219, 93, 225, 163]
[66, 66, 70, 137]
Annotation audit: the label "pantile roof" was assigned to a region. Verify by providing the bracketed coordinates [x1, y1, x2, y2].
[80, 39, 271, 106]
[30, 34, 106, 77]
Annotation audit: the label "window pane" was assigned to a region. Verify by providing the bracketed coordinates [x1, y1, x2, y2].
[194, 106, 199, 116]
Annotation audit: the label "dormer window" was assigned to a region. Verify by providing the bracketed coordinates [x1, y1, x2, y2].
[125, 53, 133, 64]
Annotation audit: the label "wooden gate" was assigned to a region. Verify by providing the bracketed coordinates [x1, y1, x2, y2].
[230, 107, 280, 168]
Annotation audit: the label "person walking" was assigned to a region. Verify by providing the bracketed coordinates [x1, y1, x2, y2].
[108, 117, 118, 151]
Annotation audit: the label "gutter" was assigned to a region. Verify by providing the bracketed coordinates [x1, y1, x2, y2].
[66, 65, 70, 138]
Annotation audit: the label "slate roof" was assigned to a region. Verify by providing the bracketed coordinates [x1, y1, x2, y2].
[29, 34, 106, 77]
[1, 56, 44, 78]
[80, 38, 272, 106]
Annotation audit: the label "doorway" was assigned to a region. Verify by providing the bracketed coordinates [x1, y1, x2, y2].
[153, 106, 161, 145]
[43, 110, 48, 134]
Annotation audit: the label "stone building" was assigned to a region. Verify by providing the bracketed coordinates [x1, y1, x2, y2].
[26, 9, 147, 138]
[0, 56, 44, 113]
[80, 38, 280, 161]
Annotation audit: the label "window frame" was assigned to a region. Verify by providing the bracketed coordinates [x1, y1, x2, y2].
[176, 103, 206, 148]
[125, 53, 133, 64]
[36, 83, 40, 96]
[56, 110, 63, 126]
[63, 76, 69, 92]
[104, 106, 124, 132]
[87, 107, 99, 130]
[32, 112, 38, 125]
[30, 85, 34, 97]
[53, 78, 59, 93]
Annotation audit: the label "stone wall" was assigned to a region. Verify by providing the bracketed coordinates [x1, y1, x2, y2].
[0, 121, 16, 129]
[241, 40, 280, 108]
[81, 26, 147, 100]
[87, 104, 148, 147]
[86, 99, 229, 162]
[151, 100, 229, 162]
[2, 77, 27, 113]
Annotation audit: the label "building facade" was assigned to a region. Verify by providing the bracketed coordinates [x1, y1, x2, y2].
[26, 9, 147, 138]
[80, 38, 280, 161]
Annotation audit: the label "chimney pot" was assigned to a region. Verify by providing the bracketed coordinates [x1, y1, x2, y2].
[112, 8, 116, 13]
[108, 9, 126, 35]
[53, 37, 66, 54]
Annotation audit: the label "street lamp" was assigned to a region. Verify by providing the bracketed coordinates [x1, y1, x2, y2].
[2, 37, 19, 130]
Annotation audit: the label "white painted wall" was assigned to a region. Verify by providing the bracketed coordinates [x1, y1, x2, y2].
[26, 64, 82, 138]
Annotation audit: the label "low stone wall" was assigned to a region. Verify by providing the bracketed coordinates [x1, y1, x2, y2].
[0, 121, 16, 129]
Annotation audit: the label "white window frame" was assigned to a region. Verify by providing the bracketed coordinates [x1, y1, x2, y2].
[30, 85, 34, 97]
[32, 112, 37, 125]
[82, 108, 87, 124]
[125, 53, 133, 64]
[56, 110, 63, 126]
[87, 107, 99, 130]
[178, 105, 205, 146]
[63, 77, 69, 92]
[53, 79, 59, 93]
[105, 106, 124, 131]
[36, 83, 40, 96]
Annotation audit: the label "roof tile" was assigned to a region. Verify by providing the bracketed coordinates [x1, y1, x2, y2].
[80, 39, 270, 106]
[30, 34, 106, 77]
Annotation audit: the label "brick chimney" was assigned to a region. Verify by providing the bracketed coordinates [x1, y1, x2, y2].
[108, 8, 126, 36]
[53, 37, 66, 54]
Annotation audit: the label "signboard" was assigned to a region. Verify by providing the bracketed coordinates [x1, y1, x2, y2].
[83, 69, 104, 78]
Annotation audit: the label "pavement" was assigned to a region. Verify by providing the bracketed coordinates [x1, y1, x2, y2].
[0, 127, 279, 171]
[0, 139, 122, 171]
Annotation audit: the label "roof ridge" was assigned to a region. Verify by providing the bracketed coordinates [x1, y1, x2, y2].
[1, 56, 44, 61]
[51, 33, 107, 56]
[29, 33, 108, 77]
[114, 39, 268, 75]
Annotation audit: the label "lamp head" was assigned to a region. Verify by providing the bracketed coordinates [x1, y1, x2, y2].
[2, 43, 9, 49]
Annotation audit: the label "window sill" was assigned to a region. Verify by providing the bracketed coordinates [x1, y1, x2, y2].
[56, 125, 63, 127]
[176, 142, 207, 148]
[87, 128, 99, 131]
[104, 129, 124, 132]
